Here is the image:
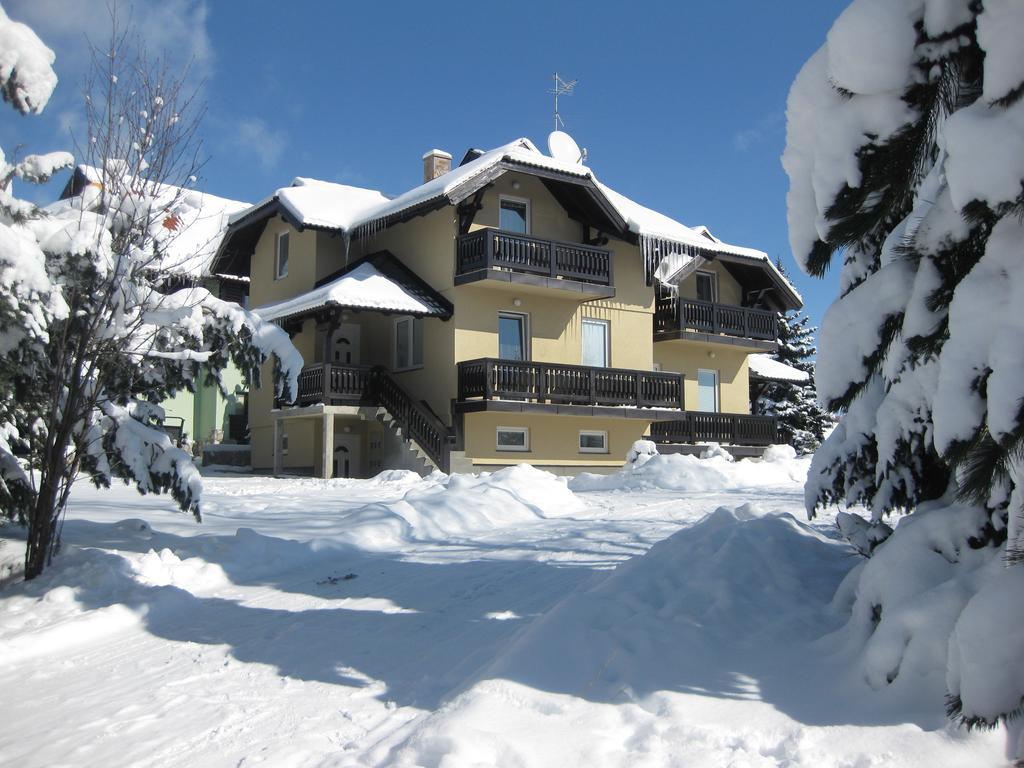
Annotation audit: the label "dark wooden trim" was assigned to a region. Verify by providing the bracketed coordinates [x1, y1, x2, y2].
[457, 188, 488, 235]
[455, 228, 613, 288]
[715, 252, 802, 311]
[654, 292, 778, 347]
[453, 268, 615, 299]
[453, 400, 687, 421]
[650, 412, 778, 447]
[653, 330, 777, 352]
[457, 357, 684, 411]
[284, 363, 454, 472]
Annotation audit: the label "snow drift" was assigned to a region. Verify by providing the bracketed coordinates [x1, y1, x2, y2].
[339, 465, 586, 549]
[570, 443, 808, 493]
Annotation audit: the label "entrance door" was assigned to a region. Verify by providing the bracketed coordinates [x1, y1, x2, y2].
[331, 324, 361, 364]
[333, 432, 361, 478]
[581, 318, 609, 367]
[697, 368, 719, 412]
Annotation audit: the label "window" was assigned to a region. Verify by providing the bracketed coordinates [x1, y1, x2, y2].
[496, 426, 529, 452]
[281, 432, 289, 455]
[498, 312, 528, 360]
[275, 232, 289, 279]
[581, 318, 610, 367]
[695, 270, 717, 302]
[394, 317, 424, 370]
[697, 368, 719, 412]
[499, 196, 530, 234]
[579, 430, 608, 454]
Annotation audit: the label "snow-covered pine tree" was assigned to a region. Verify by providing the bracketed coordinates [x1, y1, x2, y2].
[783, 0, 1024, 738]
[751, 260, 829, 452]
[0, 9, 302, 580]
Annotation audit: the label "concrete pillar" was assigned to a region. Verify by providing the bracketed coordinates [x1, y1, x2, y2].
[322, 413, 334, 479]
[273, 417, 283, 476]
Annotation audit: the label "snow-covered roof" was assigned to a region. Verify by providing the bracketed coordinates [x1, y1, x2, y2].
[230, 138, 594, 237]
[596, 181, 764, 260]
[223, 137, 801, 305]
[56, 164, 249, 278]
[748, 354, 810, 383]
[252, 251, 453, 324]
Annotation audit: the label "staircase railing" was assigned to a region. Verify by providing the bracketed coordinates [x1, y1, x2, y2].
[372, 370, 453, 473]
[287, 363, 453, 473]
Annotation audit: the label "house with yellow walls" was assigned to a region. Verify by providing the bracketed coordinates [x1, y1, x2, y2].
[213, 137, 802, 478]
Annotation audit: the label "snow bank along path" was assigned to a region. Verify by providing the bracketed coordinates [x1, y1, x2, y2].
[0, 455, 1002, 767]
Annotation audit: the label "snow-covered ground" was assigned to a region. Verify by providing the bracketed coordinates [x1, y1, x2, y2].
[0, 453, 1004, 767]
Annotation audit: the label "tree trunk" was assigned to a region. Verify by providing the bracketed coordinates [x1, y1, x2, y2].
[24, 467, 64, 580]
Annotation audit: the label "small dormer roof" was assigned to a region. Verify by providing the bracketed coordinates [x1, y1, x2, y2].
[252, 251, 452, 325]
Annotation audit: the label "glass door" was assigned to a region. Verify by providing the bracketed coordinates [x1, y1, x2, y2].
[498, 313, 527, 360]
[697, 368, 719, 412]
[581, 318, 609, 367]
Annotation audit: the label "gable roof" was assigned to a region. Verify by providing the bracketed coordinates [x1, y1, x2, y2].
[216, 137, 801, 309]
[224, 138, 621, 240]
[252, 251, 453, 324]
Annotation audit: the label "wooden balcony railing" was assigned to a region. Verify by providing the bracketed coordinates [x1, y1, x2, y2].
[655, 294, 776, 341]
[650, 412, 777, 446]
[290, 363, 452, 472]
[457, 358, 684, 409]
[296, 363, 375, 406]
[456, 228, 612, 286]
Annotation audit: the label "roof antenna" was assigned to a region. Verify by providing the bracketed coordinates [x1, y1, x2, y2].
[549, 72, 577, 131]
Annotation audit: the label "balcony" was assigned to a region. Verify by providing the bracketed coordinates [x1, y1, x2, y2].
[456, 357, 684, 418]
[287, 363, 453, 472]
[654, 294, 777, 349]
[295, 363, 375, 407]
[650, 412, 777, 447]
[455, 228, 614, 298]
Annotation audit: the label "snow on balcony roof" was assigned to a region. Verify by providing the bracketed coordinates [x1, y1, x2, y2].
[596, 181, 802, 304]
[748, 354, 810, 383]
[56, 164, 249, 278]
[252, 257, 448, 324]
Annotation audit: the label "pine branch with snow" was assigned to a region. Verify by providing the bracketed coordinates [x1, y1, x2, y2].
[784, 0, 1024, 745]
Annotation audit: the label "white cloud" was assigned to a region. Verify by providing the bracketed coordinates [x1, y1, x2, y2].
[234, 118, 287, 169]
[5, 0, 213, 86]
[733, 111, 785, 152]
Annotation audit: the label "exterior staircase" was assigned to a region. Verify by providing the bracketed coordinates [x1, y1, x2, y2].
[373, 404, 444, 474]
[292, 362, 454, 475]
[370, 370, 452, 474]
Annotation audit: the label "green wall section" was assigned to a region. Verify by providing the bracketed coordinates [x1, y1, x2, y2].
[161, 363, 247, 444]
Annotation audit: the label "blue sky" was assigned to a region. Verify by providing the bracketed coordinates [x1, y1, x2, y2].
[5, 0, 850, 331]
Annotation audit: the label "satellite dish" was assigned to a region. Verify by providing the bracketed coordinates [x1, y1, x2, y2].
[547, 130, 584, 165]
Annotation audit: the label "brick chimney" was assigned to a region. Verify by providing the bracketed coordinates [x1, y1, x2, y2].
[422, 149, 452, 183]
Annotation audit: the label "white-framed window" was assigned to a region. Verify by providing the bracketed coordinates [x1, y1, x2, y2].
[697, 368, 720, 412]
[498, 311, 529, 361]
[499, 195, 530, 234]
[393, 316, 424, 371]
[695, 270, 717, 302]
[581, 317, 610, 367]
[281, 432, 289, 455]
[496, 426, 529, 452]
[275, 231, 290, 279]
[579, 430, 609, 454]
